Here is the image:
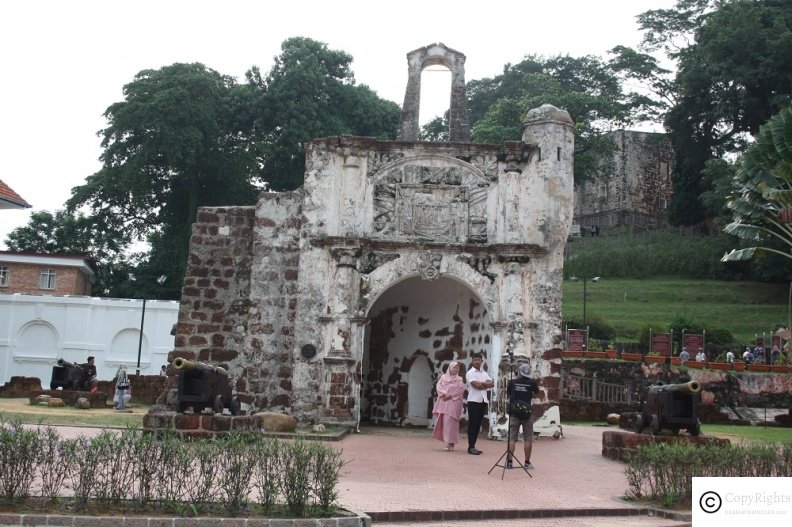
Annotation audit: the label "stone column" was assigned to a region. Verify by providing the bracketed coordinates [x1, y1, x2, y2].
[397, 60, 422, 141]
[326, 247, 361, 358]
[448, 58, 470, 142]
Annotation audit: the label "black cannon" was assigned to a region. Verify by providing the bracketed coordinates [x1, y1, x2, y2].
[173, 358, 241, 415]
[635, 380, 701, 436]
[50, 359, 91, 390]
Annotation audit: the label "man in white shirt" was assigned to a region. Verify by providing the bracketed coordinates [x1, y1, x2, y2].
[465, 352, 494, 455]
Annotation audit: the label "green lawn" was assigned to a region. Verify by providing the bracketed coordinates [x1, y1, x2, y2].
[563, 277, 788, 344]
[566, 421, 792, 444]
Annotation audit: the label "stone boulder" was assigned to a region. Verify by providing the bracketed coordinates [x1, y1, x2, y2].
[35, 394, 51, 405]
[76, 397, 91, 410]
[48, 398, 65, 407]
[255, 412, 297, 432]
[312, 424, 326, 433]
[607, 413, 620, 425]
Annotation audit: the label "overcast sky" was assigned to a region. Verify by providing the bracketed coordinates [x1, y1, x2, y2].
[0, 0, 676, 249]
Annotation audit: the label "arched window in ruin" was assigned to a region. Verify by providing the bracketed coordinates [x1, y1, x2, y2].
[396, 43, 470, 142]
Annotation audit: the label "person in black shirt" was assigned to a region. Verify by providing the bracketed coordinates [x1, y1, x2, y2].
[81, 356, 98, 392]
[507, 363, 540, 469]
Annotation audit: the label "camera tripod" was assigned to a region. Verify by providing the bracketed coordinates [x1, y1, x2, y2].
[488, 353, 533, 480]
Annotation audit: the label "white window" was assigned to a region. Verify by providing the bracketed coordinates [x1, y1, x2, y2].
[598, 185, 607, 198]
[0, 266, 8, 287]
[39, 269, 56, 290]
[659, 197, 667, 210]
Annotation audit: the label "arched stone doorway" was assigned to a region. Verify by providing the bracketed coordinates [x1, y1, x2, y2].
[361, 275, 492, 426]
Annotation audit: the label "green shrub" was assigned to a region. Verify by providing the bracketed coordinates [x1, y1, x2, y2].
[625, 442, 792, 507]
[0, 417, 344, 518]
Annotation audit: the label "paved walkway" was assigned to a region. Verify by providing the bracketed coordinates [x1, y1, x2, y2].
[21, 422, 690, 525]
[339, 424, 690, 525]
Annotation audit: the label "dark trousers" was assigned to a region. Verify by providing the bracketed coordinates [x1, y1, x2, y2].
[467, 401, 487, 449]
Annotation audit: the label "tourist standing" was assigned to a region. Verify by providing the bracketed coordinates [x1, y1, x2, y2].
[465, 353, 493, 455]
[114, 364, 131, 410]
[432, 361, 465, 451]
[506, 363, 540, 469]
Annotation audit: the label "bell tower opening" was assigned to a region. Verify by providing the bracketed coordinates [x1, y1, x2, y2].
[361, 275, 492, 426]
[418, 64, 451, 141]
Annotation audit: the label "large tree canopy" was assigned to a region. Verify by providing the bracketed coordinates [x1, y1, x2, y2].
[56, 39, 400, 297]
[66, 62, 262, 292]
[466, 55, 659, 182]
[247, 37, 400, 191]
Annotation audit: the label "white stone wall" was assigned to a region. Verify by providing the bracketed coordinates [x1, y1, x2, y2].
[0, 294, 179, 386]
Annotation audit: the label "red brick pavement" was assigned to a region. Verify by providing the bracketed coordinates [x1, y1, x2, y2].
[338, 425, 689, 525]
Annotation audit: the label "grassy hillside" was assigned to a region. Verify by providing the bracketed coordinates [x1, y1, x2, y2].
[562, 277, 788, 345]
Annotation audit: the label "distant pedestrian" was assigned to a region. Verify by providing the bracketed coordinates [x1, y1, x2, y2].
[432, 361, 465, 451]
[159, 365, 168, 377]
[695, 350, 706, 363]
[771, 346, 781, 364]
[114, 364, 131, 410]
[726, 350, 735, 364]
[679, 347, 690, 363]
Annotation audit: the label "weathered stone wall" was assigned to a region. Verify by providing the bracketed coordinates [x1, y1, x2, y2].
[575, 130, 673, 230]
[561, 358, 792, 419]
[166, 207, 256, 409]
[162, 103, 575, 433]
[363, 276, 492, 425]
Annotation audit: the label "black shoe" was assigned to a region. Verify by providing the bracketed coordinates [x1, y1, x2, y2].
[468, 447, 481, 455]
[506, 459, 513, 469]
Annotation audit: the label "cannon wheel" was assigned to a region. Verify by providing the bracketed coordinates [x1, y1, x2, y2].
[688, 420, 701, 437]
[230, 396, 241, 416]
[213, 395, 225, 414]
[633, 414, 644, 433]
[650, 416, 660, 435]
[670, 427, 680, 435]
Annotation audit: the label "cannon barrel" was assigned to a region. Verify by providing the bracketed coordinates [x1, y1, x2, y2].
[56, 358, 78, 369]
[649, 380, 701, 394]
[172, 358, 227, 375]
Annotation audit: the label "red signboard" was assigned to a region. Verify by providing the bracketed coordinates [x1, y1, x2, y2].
[567, 329, 587, 351]
[652, 333, 673, 357]
[684, 334, 705, 354]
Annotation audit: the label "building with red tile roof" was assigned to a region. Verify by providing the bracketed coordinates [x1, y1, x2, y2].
[0, 179, 31, 209]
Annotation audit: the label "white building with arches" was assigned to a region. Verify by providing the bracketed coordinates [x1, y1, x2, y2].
[0, 294, 178, 386]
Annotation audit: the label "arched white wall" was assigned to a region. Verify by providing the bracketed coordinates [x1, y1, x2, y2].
[0, 294, 178, 386]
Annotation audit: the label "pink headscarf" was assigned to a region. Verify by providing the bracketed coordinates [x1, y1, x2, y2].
[436, 361, 465, 398]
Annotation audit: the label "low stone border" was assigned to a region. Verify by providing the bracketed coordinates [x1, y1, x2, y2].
[366, 507, 690, 524]
[602, 430, 729, 462]
[143, 412, 350, 441]
[0, 511, 370, 527]
[29, 390, 108, 409]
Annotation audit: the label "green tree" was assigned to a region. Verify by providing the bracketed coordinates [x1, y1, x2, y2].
[248, 37, 400, 191]
[722, 105, 792, 264]
[467, 55, 659, 182]
[620, 0, 792, 225]
[66, 63, 263, 294]
[4, 210, 132, 296]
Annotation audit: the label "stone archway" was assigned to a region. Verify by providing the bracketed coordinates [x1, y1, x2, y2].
[361, 275, 493, 426]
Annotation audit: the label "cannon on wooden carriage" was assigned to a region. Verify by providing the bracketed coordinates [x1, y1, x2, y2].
[634, 380, 701, 436]
[173, 358, 241, 415]
[50, 359, 91, 391]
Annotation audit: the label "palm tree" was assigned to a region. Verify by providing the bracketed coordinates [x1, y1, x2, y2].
[722, 105, 792, 263]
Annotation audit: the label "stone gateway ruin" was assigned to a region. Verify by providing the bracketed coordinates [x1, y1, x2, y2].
[158, 44, 575, 439]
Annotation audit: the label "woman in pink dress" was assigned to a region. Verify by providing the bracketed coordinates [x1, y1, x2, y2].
[432, 361, 465, 451]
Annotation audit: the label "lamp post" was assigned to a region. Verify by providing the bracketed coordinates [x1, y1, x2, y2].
[571, 275, 600, 329]
[128, 274, 166, 376]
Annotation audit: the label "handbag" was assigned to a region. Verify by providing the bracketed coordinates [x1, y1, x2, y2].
[509, 399, 532, 420]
